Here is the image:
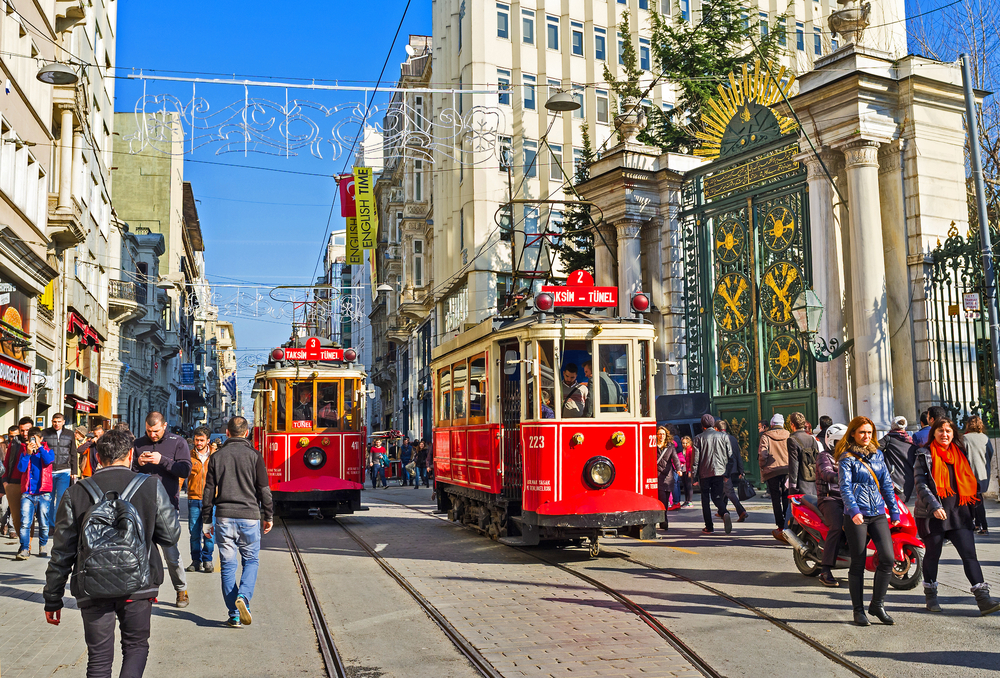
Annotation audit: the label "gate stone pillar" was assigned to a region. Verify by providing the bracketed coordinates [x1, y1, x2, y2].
[799, 151, 850, 424]
[615, 219, 643, 318]
[594, 222, 618, 289]
[841, 139, 894, 429]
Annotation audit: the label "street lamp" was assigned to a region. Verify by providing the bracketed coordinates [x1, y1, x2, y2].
[791, 289, 854, 362]
[544, 89, 580, 113]
[36, 62, 79, 85]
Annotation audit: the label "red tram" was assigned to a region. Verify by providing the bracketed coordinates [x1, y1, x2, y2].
[432, 280, 664, 554]
[252, 337, 367, 517]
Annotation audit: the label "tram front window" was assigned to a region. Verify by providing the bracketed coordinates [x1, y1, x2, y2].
[560, 340, 592, 419]
[317, 382, 340, 429]
[291, 382, 314, 429]
[596, 344, 629, 413]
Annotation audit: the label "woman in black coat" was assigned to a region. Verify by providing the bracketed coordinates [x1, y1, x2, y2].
[913, 417, 1000, 615]
[656, 426, 681, 531]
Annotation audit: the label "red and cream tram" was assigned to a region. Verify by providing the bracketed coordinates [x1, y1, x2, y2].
[432, 276, 664, 554]
[252, 337, 367, 517]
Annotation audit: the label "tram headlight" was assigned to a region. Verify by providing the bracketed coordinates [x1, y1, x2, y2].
[303, 447, 327, 470]
[271, 348, 285, 362]
[344, 348, 358, 362]
[583, 456, 615, 490]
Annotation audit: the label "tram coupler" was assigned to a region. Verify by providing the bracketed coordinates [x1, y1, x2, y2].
[309, 508, 324, 520]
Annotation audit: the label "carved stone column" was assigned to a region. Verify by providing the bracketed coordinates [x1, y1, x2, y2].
[594, 222, 618, 289]
[615, 219, 643, 318]
[842, 140, 894, 428]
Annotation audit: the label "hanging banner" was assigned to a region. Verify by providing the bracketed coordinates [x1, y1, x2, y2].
[353, 166, 378, 249]
[339, 174, 356, 218]
[346, 217, 362, 265]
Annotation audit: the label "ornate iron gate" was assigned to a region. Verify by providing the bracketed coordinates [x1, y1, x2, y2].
[927, 224, 999, 429]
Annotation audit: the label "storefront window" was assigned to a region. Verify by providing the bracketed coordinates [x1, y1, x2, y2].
[291, 381, 314, 429]
[559, 340, 592, 418]
[597, 344, 629, 414]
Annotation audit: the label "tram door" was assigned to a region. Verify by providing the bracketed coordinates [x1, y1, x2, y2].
[499, 340, 522, 501]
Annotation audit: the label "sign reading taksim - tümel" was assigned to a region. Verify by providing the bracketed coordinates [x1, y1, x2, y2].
[353, 166, 378, 249]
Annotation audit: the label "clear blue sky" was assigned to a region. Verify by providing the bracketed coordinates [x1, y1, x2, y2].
[115, 1, 432, 402]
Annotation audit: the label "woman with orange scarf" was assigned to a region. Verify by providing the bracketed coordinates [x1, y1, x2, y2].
[913, 417, 1000, 615]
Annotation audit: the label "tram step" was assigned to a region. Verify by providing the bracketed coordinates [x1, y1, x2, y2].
[498, 536, 537, 546]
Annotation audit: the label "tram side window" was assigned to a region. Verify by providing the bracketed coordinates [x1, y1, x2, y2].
[317, 381, 341, 429]
[560, 340, 593, 418]
[439, 367, 452, 425]
[638, 340, 651, 417]
[343, 379, 358, 431]
[525, 342, 535, 419]
[291, 382, 315, 429]
[253, 379, 266, 428]
[469, 353, 488, 423]
[537, 340, 557, 419]
[275, 379, 286, 430]
[453, 360, 468, 423]
[597, 344, 629, 414]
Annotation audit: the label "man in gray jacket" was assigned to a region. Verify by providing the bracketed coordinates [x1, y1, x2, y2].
[693, 414, 734, 534]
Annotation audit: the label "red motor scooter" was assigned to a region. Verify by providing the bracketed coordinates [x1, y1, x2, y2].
[784, 493, 924, 590]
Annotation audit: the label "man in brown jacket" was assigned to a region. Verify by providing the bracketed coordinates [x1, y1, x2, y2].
[758, 413, 791, 542]
[185, 427, 215, 573]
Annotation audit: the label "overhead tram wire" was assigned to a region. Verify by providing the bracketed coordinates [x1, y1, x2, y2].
[309, 0, 414, 285]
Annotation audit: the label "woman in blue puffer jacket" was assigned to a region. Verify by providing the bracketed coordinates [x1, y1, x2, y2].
[836, 416, 900, 627]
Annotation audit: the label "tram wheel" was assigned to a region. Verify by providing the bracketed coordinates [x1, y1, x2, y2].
[589, 539, 600, 558]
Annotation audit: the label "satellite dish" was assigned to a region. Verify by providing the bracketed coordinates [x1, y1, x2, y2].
[405, 44, 417, 57]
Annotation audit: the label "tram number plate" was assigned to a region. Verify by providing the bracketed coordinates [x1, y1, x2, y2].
[541, 285, 618, 308]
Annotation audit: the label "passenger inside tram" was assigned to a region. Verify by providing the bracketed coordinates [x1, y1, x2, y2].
[561, 363, 589, 418]
[317, 383, 340, 428]
[540, 390, 555, 419]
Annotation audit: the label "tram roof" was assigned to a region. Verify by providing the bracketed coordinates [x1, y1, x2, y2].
[432, 312, 655, 363]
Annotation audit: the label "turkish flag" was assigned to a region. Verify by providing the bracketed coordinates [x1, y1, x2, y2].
[339, 174, 356, 217]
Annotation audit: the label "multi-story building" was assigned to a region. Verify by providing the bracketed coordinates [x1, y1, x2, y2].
[215, 320, 238, 424]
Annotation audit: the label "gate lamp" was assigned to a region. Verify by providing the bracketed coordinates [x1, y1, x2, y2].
[791, 289, 854, 362]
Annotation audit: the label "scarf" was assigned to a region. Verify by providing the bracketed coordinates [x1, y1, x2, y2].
[929, 441, 979, 506]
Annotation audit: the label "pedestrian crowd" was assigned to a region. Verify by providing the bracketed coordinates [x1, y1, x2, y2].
[366, 435, 432, 489]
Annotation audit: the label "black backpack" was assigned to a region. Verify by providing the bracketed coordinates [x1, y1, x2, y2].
[796, 433, 820, 483]
[77, 475, 151, 598]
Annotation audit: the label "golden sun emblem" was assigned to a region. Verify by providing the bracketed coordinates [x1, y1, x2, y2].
[720, 342, 751, 387]
[714, 219, 744, 264]
[761, 262, 803, 326]
[763, 206, 796, 252]
[713, 272, 751, 333]
[768, 334, 803, 382]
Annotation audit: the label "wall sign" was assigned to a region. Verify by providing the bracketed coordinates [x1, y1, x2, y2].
[0, 353, 31, 396]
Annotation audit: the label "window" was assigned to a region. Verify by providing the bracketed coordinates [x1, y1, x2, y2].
[796, 22, 804, 50]
[522, 9, 534, 44]
[617, 31, 625, 64]
[639, 0, 649, 9]
[395, 211, 403, 242]
[291, 381, 315, 429]
[549, 143, 563, 180]
[452, 360, 468, 422]
[546, 15, 559, 50]
[414, 95, 425, 129]
[438, 367, 451, 424]
[594, 27, 606, 60]
[523, 74, 536, 110]
[414, 159, 423, 200]
[317, 382, 341, 429]
[499, 203, 513, 241]
[597, 344, 629, 414]
[662, 102, 674, 111]
[497, 3, 509, 38]
[523, 205, 539, 234]
[832, 37, 839, 50]
[573, 148, 585, 173]
[547, 78, 561, 99]
[680, 0, 690, 21]
[571, 21, 583, 56]
[414, 240, 424, 287]
[524, 140, 537, 177]
[639, 37, 650, 71]
[759, 12, 768, 37]
[497, 68, 511, 105]
[536, 340, 555, 419]
[469, 354, 487, 422]
[274, 379, 286, 430]
[596, 89, 609, 123]
[496, 274, 512, 311]
[572, 85, 584, 118]
[560, 340, 593, 419]
[499, 135, 513, 172]
[814, 28, 821, 55]
[550, 208, 564, 247]
[638, 340, 651, 417]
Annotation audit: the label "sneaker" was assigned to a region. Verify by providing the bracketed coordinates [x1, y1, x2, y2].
[176, 590, 189, 608]
[701, 527, 714, 534]
[226, 616, 243, 628]
[202, 561, 214, 573]
[236, 594, 252, 625]
[722, 513, 732, 534]
[37, 547, 48, 558]
[819, 571, 841, 587]
[185, 563, 200, 572]
[668, 503, 682, 511]
[15, 549, 29, 561]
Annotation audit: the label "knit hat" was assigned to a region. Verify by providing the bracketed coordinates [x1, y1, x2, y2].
[891, 416, 907, 431]
[770, 413, 785, 428]
[700, 413, 716, 428]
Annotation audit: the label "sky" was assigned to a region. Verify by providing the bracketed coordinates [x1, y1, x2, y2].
[115, 0, 432, 405]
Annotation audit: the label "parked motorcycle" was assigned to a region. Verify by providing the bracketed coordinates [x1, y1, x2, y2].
[784, 492, 924, 590]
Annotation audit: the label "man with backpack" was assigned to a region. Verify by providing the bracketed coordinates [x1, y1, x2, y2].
[787, 412, 820, 497]
[42, 429, 181, 678]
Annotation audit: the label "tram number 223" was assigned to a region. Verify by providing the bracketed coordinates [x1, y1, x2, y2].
[527, 435, 546, 449]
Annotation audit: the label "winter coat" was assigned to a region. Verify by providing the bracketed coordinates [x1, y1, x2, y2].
[838, 445, 899, 520]
[187, 448, 214, 501]
[912, 442, 982, 520]
[692, 429, 731, 479]
[816, 449, 841, 501]
[17, 443, 55, 495]
[963, 432, 995, 492]
[132, 432, 192, 510]
[679, 446, 693, 474]
[657, 442, 681, 477]
[401, 443, 413, 465]
[2, 437, 27, 484]
[42, 427, 77, 475]
[758, 426, 790, 481]
[878, 431, 914, 497]
[725, 433, 743, 477]
[788, 430, 820, 491]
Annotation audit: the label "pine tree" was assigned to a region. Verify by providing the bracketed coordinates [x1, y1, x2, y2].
[552, 125, 596, 276]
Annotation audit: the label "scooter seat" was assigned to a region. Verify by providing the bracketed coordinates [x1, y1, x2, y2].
[796, 494, 821, 515]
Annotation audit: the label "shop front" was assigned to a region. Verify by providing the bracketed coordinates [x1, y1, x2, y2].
[0, 281, 33, 427]
[64, 311, 102, 426]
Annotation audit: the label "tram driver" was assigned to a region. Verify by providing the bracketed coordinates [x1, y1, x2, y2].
[292, 386, 313, 423]
[561, 363, 589, 418]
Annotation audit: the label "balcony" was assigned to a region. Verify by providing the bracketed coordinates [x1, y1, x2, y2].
[109, 280, 144, 322]
[398, 287, 433, 322]
[69, 280, 108, 340]
[64, 369, 97, 403]
[47, 194, 86, 248]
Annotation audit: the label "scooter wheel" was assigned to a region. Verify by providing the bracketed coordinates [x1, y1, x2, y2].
[794, 547, 821, 577]
[889, 544, 924, 590]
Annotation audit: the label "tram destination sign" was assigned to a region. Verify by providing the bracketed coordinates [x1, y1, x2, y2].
[285, 347, 343, 361]
[540, 285, 618, 308]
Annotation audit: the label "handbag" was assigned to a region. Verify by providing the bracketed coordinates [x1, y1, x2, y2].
[737, 477, 757, 501]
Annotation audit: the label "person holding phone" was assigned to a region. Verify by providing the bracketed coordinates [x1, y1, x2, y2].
[15, 428, 54, 560]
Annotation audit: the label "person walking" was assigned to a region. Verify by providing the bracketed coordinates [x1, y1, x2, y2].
[815, 415, 833, 453]
[879, 416, 914, 498]
[415, 439, 430, 488]
[0, 424, 12, 537]
[816, 423, 848, 587]
[759, 413, 791, 542]
[15, 427, 54, 560]
[2, 417, 31, 539]
[963, 416, 994, 535]
[787, 412, 820, 498]
[132, 412, 192, 608]
[42, 414, 77, 530]
[401, 436, 415, 487]
[655, 426, 681, 531]
[837, 416, 900, 626]
[914, 417, 1000, 615]
[186, 427, 215, 573]
[692, 414, 733, 534]
[676, 436, 695, 507]
[42, 430, 181, 678]
[201, 417, 274, 628]
[370, 440, 388, 489]
[716, 420, 747, 522]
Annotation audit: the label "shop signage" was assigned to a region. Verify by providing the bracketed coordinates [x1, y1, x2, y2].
[0, 353, 31, 396]
[181, 362, 195, 384]
[346, 217, 362, 265]
[0, 280, 30, 362]
[353, 166, 378, 249]
[74, 400, 94, 412]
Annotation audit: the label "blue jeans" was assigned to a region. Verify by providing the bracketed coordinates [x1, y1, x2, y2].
[188, 499, 215, 563]
[49, 472, 71, 529]
[414, 466, 428, 487]
[20, 493, 50, 552]
[402, 464, 414, 486]
[216, 518, 261, 618]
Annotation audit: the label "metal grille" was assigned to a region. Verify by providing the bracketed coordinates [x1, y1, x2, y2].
[499, 341, 523, 500]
